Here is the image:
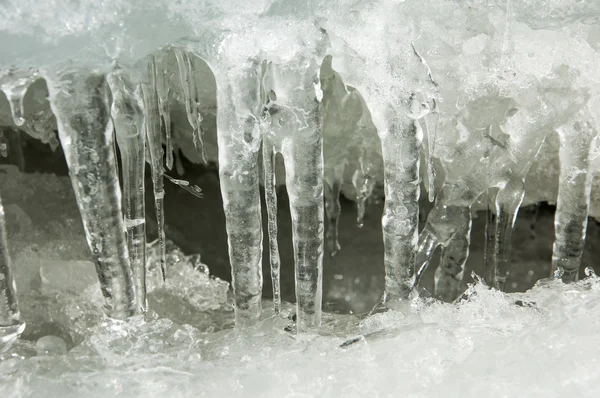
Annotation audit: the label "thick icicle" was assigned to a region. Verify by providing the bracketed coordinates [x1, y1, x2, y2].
[142, 57, 167, 281]
[0, 189, 25, 347]
[380, 97, 422, 308]
[323, 161, 344, 256]
[552, 108, 598, 283]
[107, 69, 148, 312]
[215, 67, 263, 327]
[174, 48, 207, 163]
[0, 70, 38, 127]
[46, 71, 137, 318]
[262, 138, 281, 314]
[262, 56, 325, 332]
[154, 55, 174, 170]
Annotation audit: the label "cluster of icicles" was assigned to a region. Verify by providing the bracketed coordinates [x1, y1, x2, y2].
[0, 37, 598, 344]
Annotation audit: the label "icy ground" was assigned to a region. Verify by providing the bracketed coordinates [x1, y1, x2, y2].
[0, 164, 598, 397]
[2, 269, 599, 398]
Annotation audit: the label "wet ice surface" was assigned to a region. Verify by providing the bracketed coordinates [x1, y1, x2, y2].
[2, 275, 600, 398]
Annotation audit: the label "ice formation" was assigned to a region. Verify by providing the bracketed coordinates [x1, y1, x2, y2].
[0, 0, 599, 395]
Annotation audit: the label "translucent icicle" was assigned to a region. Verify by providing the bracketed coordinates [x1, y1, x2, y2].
[216, 71, 263, 327]
[46, 72, 137, 318]
[154, 55, 173, 170]
[143, 57, 167, 281]
[281, 120, 325, 332]
[174, 49, 207, 163]
[0, 70, 39, 127]
[552, 109, 598, 283]
[0, 189, 25, 347]
[262, 59, 325, 331]
[107, 69, 148, 312]
[585, 267, 596, 278]
[262, 139, 281, 314]
[491, 179, 525, 291]
[0, 130, 8, 158]
[380, 97, 422, 308]
[324, 179, 342, 256]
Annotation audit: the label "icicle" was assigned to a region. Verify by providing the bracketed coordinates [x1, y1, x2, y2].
[0, 190, 25, 347]
[421, 99, 439, 202]
[411, 45, 439, 204]
[491, 179, 525, 291]
[215, 66, 263, 327]
[154, 55, 174, 170]
[380, 95, 422, 308]
[324, 179, 342, 256]
[262, 137, 281, 314]
[0, 69, 39, 127]
[552, 107, 598, 283]
[174, 48, 207, 163]
[143, 56, 167, 281]
[45, 71, 137, 318]
[107, 68, 148, 313]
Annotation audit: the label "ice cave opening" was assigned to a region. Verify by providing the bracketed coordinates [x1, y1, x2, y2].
[0, 0, 600, 397]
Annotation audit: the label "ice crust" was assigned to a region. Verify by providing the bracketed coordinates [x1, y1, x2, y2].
[2, 272, 600, 398]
